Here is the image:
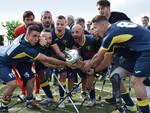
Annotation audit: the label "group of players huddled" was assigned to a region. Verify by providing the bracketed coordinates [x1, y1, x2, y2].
[0, 0, 150, 113]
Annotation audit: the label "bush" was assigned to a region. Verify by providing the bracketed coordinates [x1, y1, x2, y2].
[2, 20, 21, 40]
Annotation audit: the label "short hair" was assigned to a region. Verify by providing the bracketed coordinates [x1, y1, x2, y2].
[92, 15, 108, 23]
[56, 15, 66, 20]
[142, 16, 149, 21]
[27, 24, 41, 35]
[76, 18, 85, 24]
[97, 0, 110, 7]
[23, 10, 35, 21]
[41, 10, 52, 18]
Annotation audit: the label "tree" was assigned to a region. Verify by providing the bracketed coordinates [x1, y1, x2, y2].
[1, 20, 21, 41]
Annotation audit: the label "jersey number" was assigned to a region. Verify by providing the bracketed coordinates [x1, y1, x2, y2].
[117, 21, 137, 28]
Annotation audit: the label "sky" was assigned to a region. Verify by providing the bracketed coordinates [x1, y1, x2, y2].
[0, 0, 150, 25]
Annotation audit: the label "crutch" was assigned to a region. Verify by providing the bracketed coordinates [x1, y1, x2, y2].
[53, 73, 80, 113]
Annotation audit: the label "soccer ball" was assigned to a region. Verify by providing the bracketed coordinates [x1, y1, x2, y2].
[65, 49, 81, 64]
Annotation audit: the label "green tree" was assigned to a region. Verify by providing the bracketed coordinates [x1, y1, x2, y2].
[1, 20, 21, 41]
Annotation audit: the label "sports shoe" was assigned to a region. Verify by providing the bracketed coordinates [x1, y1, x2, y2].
[81, 91, 90, 101]
[34, 94, 42, 101]
[105, 97, 116, 104]
[39, 98, 53, 107]
[58, 98, 65, 108]
[0, 103, 8, 113]
[25, 101, 38, 109]
[17, 94, 26, 101]
[87, 99, 96, 106]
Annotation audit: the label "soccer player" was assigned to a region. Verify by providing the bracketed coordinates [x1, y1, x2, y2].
[96, 1, 136, 111]
[51, 15, 74, 108]
[84, 15, 150, 113]
[72, 24, 99, 106]
[0, 25, 66, 112]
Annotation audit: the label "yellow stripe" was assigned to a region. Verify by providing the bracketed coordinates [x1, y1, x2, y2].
[137, 99, 149, 106]
[106, 34, 133, 51]
[50, 44, 57, 47]
[13, 52, 33, 59]
[41, 81, 49, 87]
[34, 53, 41, 60]
[105, 52, 113, 55]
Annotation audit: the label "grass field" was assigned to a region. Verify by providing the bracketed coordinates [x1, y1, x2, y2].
[0, 77, 138, 113]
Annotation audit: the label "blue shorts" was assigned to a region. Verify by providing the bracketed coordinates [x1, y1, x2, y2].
[133, 51, 150, 77]
[0, 64, 15, 82]
[120, 58, 136, 73]
[16, 62, 35, 85]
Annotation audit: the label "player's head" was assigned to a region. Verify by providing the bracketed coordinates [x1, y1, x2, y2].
[67, 15, 74, 26]
[23, 10, 35, 27]
[91, 15, 110, 37]
[96, 0, 111, 19]
[26, 25, 41, 46]
[90, 23, 99, 38]
[41, 10, 53, 28]
[75, 17, 85, 29]
[40, 29, 52, 47]
[142, 16, 149, 27]
[72, 24, 84, 44]
[55, 15, 67, 33]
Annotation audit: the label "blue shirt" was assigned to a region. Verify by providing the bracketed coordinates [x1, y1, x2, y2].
[0, 35, 40, 66]
[102, 21, 150, 53]
[52, 29, 74, 51]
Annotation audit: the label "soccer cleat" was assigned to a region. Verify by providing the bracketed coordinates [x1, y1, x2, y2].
[87, 99, 96, 107]
[39, 98, 53, 107]
[58, 98, 65, 108]
[25, 101, 38, 109]
[17, 94, 26, 101]
[0, 103, 8, 113]
[105, 97, 116, 104]
[34, 94, 42, 101]
[80, 91, 90, 101]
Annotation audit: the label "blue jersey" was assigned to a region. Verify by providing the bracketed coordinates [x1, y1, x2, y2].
[0, 35, 40, 66]
[52, 29, 74, 51]
[101, 21, 150, 53]
[76, 35, 98, 60]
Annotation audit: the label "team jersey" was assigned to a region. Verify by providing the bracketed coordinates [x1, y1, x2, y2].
[75, 35, 99, 60]
[52, 28, 74, 51]
[14, 24, 26, 39]
[0, 35, 40, 66]
[101, 21, 150, 53]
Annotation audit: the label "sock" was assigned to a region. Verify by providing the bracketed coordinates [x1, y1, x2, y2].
[59, 81, 66, 98]
[121, 93, 134, 106]
[137, 98, 150, 113]
[89, 89, 96, 100]
[41, 81, 53, 99]
[35, 75, 40, 94]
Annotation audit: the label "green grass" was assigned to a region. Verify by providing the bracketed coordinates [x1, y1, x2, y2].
[0, 77, 137, 113]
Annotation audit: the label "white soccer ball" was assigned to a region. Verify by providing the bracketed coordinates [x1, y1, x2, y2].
[65, 49, 81, 64]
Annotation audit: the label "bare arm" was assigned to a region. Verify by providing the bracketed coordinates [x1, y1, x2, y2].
[36, 53, 66, 68]
[84, 48, 106, 71]
[94, 53, 113, 72]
